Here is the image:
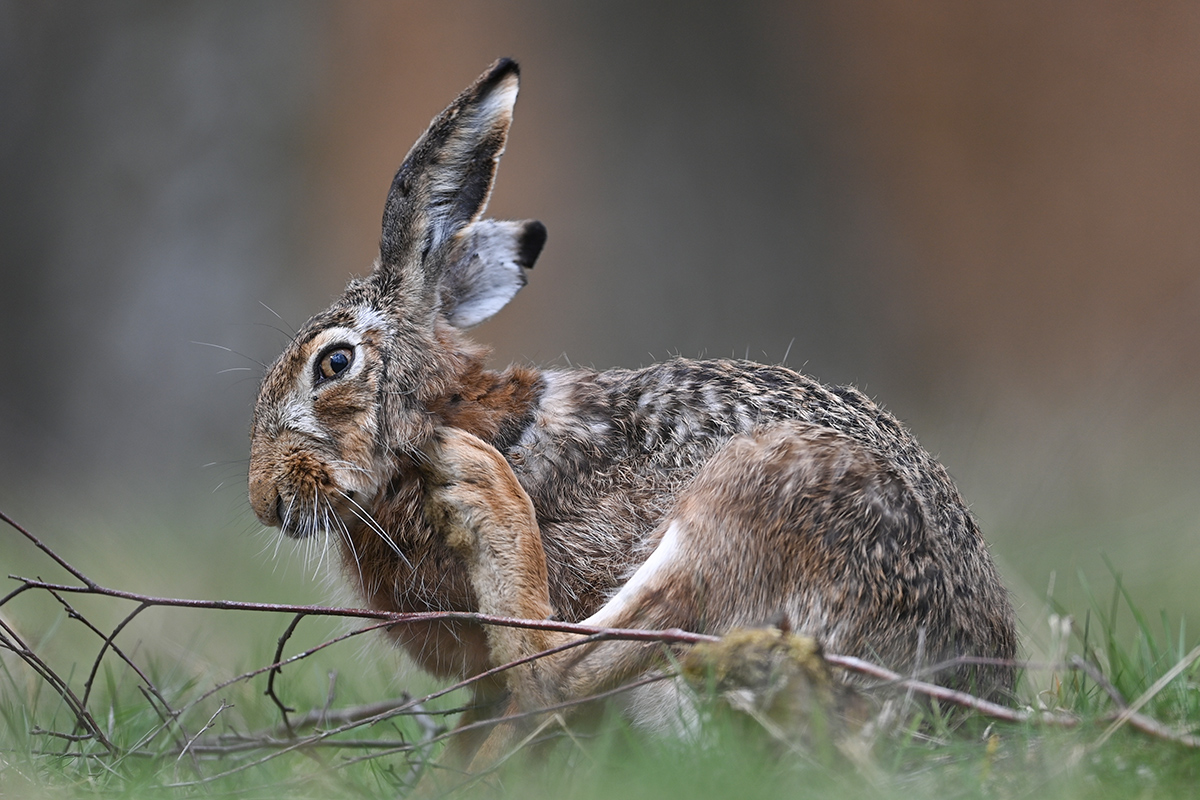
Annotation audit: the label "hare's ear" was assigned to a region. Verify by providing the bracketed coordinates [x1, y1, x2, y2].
[440, 219, 546, 328]
[379, 59, 520, 279]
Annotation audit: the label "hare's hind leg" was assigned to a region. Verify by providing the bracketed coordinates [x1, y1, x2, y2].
[421, 424, 939, 774]
[423, 423, 1012, 773]
[423, 424, 938, 708]
[573, 423, 942, 689]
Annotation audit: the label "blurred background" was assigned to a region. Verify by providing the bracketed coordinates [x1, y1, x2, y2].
[2, 1, 1199, 653]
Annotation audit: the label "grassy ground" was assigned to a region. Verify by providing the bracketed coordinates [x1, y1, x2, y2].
[2, 512, 1199, 799]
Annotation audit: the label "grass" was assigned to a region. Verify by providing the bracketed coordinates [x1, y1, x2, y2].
[3, 518, 1200, 799]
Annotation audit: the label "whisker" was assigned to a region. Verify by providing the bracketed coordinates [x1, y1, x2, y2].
[258, 300, 297, 335]
[337, 490, 412, 569]
[327, 459, 374, 477]
[191, 340, 268, 369]
[254, 321, 301, 348]
[334, 515, 366, 594]
[282, 493, 298, 537]
[314, 494, 329, 579]
[313, 486, 331, 579]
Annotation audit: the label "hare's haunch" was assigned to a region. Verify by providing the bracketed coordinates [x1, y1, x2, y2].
[249, 58, 1016, 762]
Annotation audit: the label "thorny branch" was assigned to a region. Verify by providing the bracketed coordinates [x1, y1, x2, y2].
[3, 507, 1199, 790]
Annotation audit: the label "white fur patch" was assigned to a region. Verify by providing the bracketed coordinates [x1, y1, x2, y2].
[282, 397, 325, 439]
[586, 521, 682, 626]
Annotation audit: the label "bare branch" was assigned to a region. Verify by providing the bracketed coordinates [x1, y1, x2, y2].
[0, 509, 99, 590]
[1069, 654, 1127, 708]
[825, 653, 1078, 726]
[1092, 643, 1200, 749]
[177, 702, 233, 763]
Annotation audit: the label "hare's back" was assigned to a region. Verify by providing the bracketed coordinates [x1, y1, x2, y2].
[514, 356, 974, 557]
[610, 360, 987, 552]
[597, 359, 936, 478]
[596, 360, 979, 547]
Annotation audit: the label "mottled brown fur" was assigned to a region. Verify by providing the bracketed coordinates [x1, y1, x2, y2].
[248, 59, 1018, 772]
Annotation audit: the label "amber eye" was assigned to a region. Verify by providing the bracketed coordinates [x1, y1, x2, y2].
[315, 346, 354, 384]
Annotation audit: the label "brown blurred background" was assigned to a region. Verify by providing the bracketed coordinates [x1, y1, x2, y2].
[2, 2, 1198, 640]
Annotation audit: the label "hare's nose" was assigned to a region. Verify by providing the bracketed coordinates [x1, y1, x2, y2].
[248, 473, 282, 528]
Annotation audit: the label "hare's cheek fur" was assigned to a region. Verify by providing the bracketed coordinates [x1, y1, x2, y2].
[248, 333, 395, 537]
[248, 418, 382, 536]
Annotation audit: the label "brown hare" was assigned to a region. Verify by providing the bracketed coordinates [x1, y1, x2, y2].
[248, 58, 1016, 765]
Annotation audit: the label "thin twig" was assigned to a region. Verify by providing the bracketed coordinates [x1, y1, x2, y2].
[825, 653, 1078, 726]
[1069, 654, 1127, 708]
[5, 572, 719, 645]
[266, 612, 308, 733]
[75, 599, 155, 710]
[0, 509, 99, 589]
[178, 702, 232, 763]
[29, 727, 100, 742]
[181, 619, 398, 716]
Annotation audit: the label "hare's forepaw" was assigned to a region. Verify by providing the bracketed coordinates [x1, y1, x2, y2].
[421, 427, 535, 555]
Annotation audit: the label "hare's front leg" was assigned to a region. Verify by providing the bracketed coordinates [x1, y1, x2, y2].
[422, 428, 571, 685]
[417, 430, 566, 798]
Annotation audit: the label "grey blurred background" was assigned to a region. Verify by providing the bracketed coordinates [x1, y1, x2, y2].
[3, 1, 1199, 638]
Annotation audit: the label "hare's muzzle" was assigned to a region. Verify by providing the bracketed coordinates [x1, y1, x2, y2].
[248, 434, 328, 534]
[248, 433, 374, 539]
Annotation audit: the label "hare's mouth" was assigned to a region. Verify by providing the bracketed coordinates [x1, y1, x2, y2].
[275, 487, 409, 567]
[274, 487, 364, 540]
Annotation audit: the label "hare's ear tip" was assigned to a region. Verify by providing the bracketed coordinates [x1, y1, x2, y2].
[472, 58, 520, 117]
[516, 220, 547, 269]
[488, 57, 520, 79]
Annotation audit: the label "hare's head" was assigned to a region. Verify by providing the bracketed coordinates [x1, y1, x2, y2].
[249, 59, 545, 537]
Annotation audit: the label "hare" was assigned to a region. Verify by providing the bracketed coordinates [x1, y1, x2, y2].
[249, 59, 1017, 762]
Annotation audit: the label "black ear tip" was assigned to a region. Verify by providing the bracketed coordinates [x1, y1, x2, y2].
[484, 58, 520, 86]
[516, 220, 547, 269]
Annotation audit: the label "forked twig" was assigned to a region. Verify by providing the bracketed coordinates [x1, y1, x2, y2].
[266, 612, 308, 733]
[0, 614, 115, 753]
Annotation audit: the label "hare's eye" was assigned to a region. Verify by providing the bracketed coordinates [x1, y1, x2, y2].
[315, 346, 354, 384]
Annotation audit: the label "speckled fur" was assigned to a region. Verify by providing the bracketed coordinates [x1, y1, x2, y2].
[248, 60, 1017, 759]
